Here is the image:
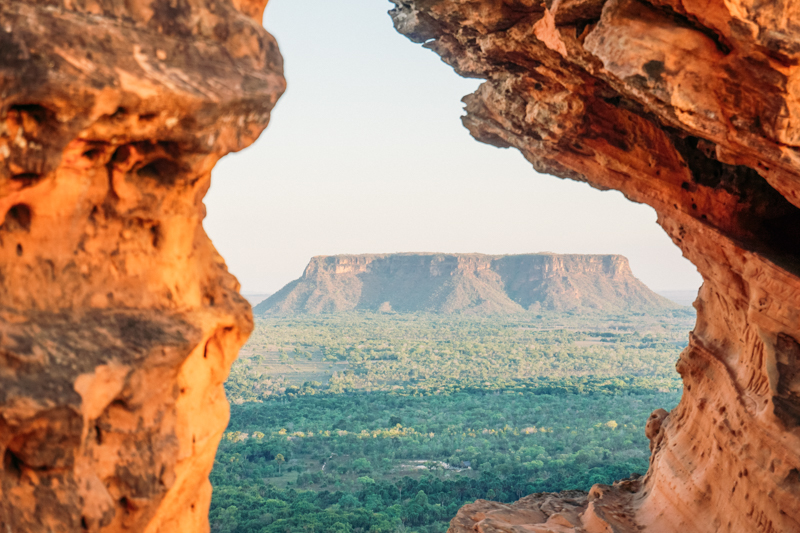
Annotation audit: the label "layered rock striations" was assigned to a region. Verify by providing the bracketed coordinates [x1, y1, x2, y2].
[255, 253, 674, 315]
[0, 1, 284, 531]
[389, 0, 800, 531]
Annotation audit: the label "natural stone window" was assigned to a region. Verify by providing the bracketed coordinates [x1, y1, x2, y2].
[1, 0, 799, 531]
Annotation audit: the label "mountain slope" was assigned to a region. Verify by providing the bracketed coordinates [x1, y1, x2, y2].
[254, 253, 677, 315]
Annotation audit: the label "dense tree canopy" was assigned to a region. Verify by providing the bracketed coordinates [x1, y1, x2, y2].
[211, 311, 692, 533]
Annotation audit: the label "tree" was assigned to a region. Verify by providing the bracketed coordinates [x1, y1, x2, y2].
[353, 458, 372, 473]
[275, 453, 285, 474]
[339, 493, 360, 509]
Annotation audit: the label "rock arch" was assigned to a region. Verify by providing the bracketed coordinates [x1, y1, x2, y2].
[1, 0, 799, 531]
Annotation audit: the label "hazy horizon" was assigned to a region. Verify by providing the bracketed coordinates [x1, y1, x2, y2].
[204, 0, 703, 295]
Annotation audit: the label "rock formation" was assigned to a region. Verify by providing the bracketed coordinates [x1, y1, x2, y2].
[256, 253, 674, 315]
[0, 1, 284, 531]
[388, 0, 800, 531]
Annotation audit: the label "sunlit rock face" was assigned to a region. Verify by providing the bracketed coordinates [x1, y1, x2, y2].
[390, 0, 800, 531]
[0, 1, 284, 531]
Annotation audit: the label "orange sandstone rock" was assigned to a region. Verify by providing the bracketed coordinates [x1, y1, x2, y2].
[0, 0, 284, 531]
[390, 0, 800, 531]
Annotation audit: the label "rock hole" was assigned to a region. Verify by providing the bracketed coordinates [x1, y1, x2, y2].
[9, 103, 50, 124]
[111, 107, 127, 118]
[110, 398, 128, 411]
[5, 204, 32, 232]
[120, 496, 135, 513]
[784, 468, 800, 488]
[643, 60, 666, 81]
[575, 20, 592, 38]
[11, 172, 42, 186]
[213, 21, 230, 40]
[3, 448, 23, 481]
[82, 148, 103, 161]
[81, 516, 89, 530]
[150, 224, 160, 249]
[16, 244, 22, 256]
[158, 141, 181, 158]
[137, 158, 180, 184]
[95, 424, 103, 445]
[139, 113, 157, 121]
[112, 145, 131, 164]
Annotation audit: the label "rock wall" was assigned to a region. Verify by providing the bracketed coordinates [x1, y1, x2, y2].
[389, 0, 800, 532]
[0, 1, 284, 531]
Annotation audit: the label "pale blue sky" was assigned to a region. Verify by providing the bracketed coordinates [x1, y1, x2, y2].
[204, 0, 702, 295]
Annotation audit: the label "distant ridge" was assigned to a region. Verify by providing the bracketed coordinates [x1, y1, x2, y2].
[254, 253, 676, 315]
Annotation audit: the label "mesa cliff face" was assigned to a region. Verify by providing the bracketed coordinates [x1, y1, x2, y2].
[257, 253, 674, 314]
[389, 0, 800, 532]
[0, 1, 284, 531]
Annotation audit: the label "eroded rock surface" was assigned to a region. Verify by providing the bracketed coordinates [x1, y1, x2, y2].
[0, 0, 284, 531]
[389, 0, 800, 531]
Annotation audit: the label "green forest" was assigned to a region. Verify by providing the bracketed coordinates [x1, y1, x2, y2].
[210, 311, 693, 533]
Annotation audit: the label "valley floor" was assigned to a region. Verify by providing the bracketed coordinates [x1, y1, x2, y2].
[211, 310, 694, 533]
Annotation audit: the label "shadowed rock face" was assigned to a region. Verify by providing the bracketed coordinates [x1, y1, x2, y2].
[389, 0, 800, 531]
[0, 1, 284, 531]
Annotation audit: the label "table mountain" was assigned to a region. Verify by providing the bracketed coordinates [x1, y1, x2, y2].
[254, 253, 676, 315]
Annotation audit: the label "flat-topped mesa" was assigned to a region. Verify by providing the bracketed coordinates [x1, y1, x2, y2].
[0, 1, 284, 532]
[257, 252, 674, 315]
[302, 252, 631, 276]
[389, 0, 800, 532]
